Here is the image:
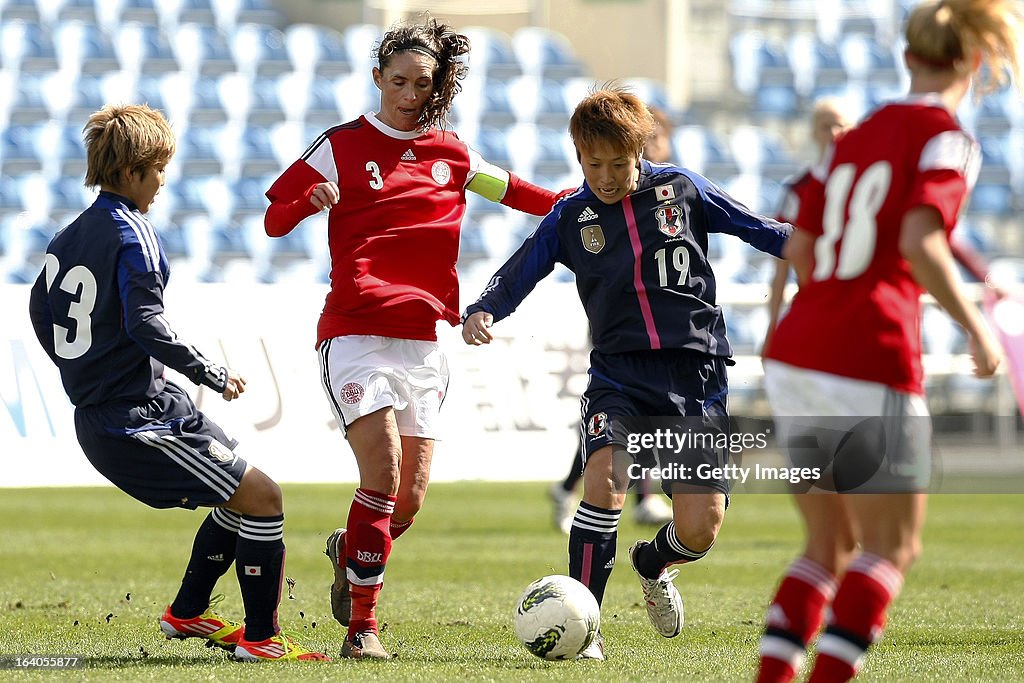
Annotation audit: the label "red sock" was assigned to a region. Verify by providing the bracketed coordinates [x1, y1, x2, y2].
[809, 553, 903, 683]
[345, 488, 396, 638]
[390, 517, 414, 540]
[757, 557, 837, 683]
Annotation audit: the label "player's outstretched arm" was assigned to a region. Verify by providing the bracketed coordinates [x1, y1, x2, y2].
[264, 182, 338, 237]
[900, 206, 1002, 378]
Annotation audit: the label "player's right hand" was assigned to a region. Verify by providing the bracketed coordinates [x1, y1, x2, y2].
[222, 369, 247, 401]
[308, 182, 340, 211]
[462, 311, 494, 346]
[969, 331, 1002, 378]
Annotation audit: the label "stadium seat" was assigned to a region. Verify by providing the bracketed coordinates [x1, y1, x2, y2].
[0, 0, 41, 23]
[58, 121, 88, 176]
[176, 0, 217, 26]
[106, 0, 159, 31]
[57, 0, 99, 23]
[188, 74, 230, 123]
[48, 176, 93, 212]
[512, 27, 586, 81]
[230, 173, 273, 218]
[343, 23, 380, 74]
[754, 84, 799, 117]
[839, 33, 898, 83]
[672, 125, 737, 179]
[175, 124, 227, 176]
[333, 70, 380, 123]
[532, 124, 574, 178]
[53, 20, 119, 75]
[729, 30, 766, 95]
[622, 78, 674, 114]
[0, 212, 58, 284]
[5, 71, 50, 124]
[1, 124, 47, 174]
[218, 0, 284, 30]
[729, 126, 794, 180]
[173, 23, 236, 76]
[968, 183, 1014, 216]
[62, 72, 112, 121]
[231, 22, 290, 77]
[115, 22, 179, 74]
[462, 26, 521, 82]
[1, 20, 59, 73]
[285, 23, 350, 77]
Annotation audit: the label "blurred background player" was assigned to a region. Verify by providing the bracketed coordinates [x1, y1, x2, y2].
[763, 98, 851, 349]
[463, 86, 790, 660]
[757, 1, 1020, 681]
[262, 17, 564, 660]
[549, 104, 677, 533]
[27, 104, 326, 662]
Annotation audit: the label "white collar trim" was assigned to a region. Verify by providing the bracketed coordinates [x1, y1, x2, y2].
[365, 112, 424, 140]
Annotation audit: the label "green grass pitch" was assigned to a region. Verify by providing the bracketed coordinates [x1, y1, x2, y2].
[1, 483, 1022, 681]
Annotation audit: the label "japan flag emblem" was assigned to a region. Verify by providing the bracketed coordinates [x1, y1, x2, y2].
[655, 184, 675, 201]
[655, 205, 684, 238]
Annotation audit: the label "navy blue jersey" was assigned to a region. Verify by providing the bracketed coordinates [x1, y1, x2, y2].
[465, 160, 791, 356]
[28, 191, 227, 407]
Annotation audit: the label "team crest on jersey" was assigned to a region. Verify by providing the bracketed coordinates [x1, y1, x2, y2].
[587, 412, 608, 437]
[655, 205, 684, 238]
[581, 225, 605, 254]
[208, 440, 234, 463]
[431, 161, 452, 185]
[340, 382, 365, 404]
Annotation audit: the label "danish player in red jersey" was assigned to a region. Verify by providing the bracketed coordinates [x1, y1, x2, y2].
[263, 18, 562, 660]
[756, 1, 1021, 681]
[763, 98, 851, 351]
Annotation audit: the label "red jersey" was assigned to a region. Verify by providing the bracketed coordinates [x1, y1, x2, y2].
[266, 113, 554, 344]
[774, 167, 817, 225]
[765, 95, 980, 395]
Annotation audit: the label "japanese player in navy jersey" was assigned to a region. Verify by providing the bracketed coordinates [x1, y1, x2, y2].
[28, 104, 326, 662]
[757, 2, 1020, 681]
[463, 86, 790, 659]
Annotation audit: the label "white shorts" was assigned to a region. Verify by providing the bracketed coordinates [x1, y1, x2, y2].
[318, 335, 449, 439]
[763, 360, 931, 492]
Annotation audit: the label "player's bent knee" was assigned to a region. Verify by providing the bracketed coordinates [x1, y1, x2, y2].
[228, 467, 283, 516]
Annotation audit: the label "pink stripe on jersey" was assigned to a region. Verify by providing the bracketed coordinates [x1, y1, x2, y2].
[622, 194, 661, 349]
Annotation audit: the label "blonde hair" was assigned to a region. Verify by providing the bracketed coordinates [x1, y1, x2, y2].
[905, 0, 1023, 93]
[83, 104, 175, 188]
[569, 84, 655, 156]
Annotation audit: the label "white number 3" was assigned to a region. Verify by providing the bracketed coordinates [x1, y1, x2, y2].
[43, 254, 97, 359]
[366, 161, 384, 190]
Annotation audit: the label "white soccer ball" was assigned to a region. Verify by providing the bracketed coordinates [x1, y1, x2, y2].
[513, 574, 601, 660]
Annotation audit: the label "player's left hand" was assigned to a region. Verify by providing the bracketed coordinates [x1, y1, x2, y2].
[462, 311, 494, 346]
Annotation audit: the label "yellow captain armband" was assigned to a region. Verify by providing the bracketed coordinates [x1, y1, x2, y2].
[466, 163, 511, 203]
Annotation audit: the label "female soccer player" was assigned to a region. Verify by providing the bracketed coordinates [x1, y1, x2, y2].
[29, 104, 326, 662]
[757, 1, 1020, 681]
[262, 18, 562, 659]
[463, 85, 789, 660]
[763, 97, 851, 351]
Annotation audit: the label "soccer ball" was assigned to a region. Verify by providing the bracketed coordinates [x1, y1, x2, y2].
[513, 574, 600, 660]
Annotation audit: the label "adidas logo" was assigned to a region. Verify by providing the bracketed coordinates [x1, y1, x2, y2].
[206, 553, 225, 562]
[604, 558, 615, 569]
[577, 206, 598, 223]
[401, 148, 417, 161]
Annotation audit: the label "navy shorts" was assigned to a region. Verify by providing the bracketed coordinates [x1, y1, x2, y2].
[581, 348, 731, 496]
[74, 382, 247, 509]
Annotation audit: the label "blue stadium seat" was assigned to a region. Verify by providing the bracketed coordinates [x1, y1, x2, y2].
[173, 23, 236, 76]
[58, 121, 88, 175]
[754, 84, 799, 117]
[57, 0, 98, 23]
[48, 177, 93, 212]
[115, 22, 179, 74]
[0, 212, 57, 284]
[176, 0, 216, 25]
[462, 26, 521, 81]
[1, 20, 58, 73]
[176, 124, 226, 175]
[512, 27, 585, 81]
[6, 71, 50, 124]
[0, 0, 40, 23]
[231, 173, 273, 217]
[471, 127, 512, 171]
[840, 33, 898, 83]
[532, 124, 573, 178]
[112, 0, 159, 28]
[672, 125, 737, 178]
[231, 23, 290, 77]
[1, 124, 47, 173]
[189, 75, 229, 123]
[230, 0, 285, 28]
[343, 23, 380, 74]
[968, 183, 1013, 216]
[623, 78, 674, 114]
[285, 23, 350, 76]
[54, 21, 119, 75]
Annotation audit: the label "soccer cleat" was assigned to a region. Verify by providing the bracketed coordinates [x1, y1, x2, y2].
[548, 483, 575, 535]
[629, 541, 684, 638]
[325, 528, 351, 627]
[340, 630, 390, 659]
[233, 632, 331, 662]
[159, 595, 244, 651]
[633, 495, 673, 526]
[576, 630, 605, 661]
